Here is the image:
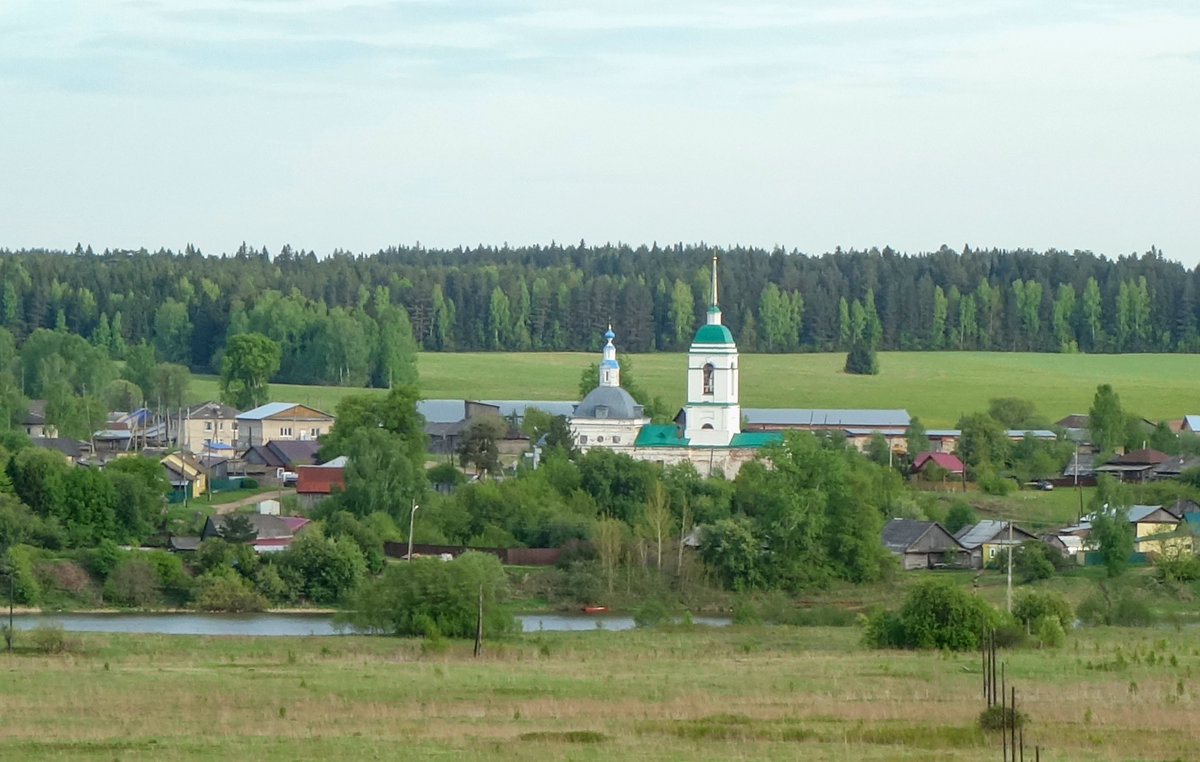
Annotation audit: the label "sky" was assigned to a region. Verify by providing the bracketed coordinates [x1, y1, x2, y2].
[2, 1, 1199, 265]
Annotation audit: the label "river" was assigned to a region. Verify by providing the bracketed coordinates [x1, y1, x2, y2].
[5, 612, 731, 636]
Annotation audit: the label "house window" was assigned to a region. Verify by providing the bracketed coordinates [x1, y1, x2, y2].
[310, 428, 320, 438]
[218, 422, 224, 431]
[597, 436, 605, 443]
[204, 421, 213, 432]
[613, 436, 620, 444]
[988, 547, 996, 558]
[579, 435, 588, 444]
[703, 363, 714, 395]
[280, 427, 293, 438]
[232, 423, 238, 431]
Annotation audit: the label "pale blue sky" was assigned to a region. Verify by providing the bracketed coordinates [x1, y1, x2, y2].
[3, 1, 1199, 264]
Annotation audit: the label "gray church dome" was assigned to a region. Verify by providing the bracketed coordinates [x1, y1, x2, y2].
[574, 385, 644, 420]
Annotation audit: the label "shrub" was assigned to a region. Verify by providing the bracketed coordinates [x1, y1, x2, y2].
[1153, 551, 1200, 582]
[731, 598, 762, 626]
[192, 573, 269, 612]
[241, 478, 258, 489]
[862, 608, 906, 649]
[1077, 588, 1156, 627]
[977, 472, 1015, 496]
[899, 579, 993, 650]
[1034, 615, 1066, 648]
[105, 556, 162, 608]
[978, 705, 1026, 732]
[633, 598, 670, 628]
[1013, 590, 1072, 630]
[28, 623, 81, 654]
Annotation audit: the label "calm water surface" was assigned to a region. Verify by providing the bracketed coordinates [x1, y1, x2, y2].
[7, 612, 730, 636]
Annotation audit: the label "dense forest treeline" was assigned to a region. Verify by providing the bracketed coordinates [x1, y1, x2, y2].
[0, 242, 1195, 386]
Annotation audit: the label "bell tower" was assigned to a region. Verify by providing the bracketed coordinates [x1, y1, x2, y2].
[683, 256, 740, 446]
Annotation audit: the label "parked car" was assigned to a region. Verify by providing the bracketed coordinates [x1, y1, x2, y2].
[1036, 480, 1054, 491]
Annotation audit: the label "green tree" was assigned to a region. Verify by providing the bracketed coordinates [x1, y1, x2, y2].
[1052, 283, 1077, 351]
[220, 333, 282, 410]
[277, 527, 367, 605]
[1081, 277, 1102, 348]
[122, 341, 157, 399]
[943, 501, 976, 534]
[339, 551, 514, 638]
[905, 417, 931, 456]
[153, 298, 193, 364]
[457, 415, 507, 477]
[668, 279, 695, 348]
[218, 514, 260, 543]
[1088, 384, 1125, 453]
[930, 285, 948, 349]
[987, 397, 1041, 429]
[1089, 474, 1134, 577]
[955, 412, 1009, 469]
[844, 337, 878, 375]
[150, 362, 190, 410]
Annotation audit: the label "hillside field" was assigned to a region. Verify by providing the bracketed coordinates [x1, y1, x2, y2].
[196, 352, 1200, 427]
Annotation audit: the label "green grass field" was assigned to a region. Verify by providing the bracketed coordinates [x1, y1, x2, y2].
[4, 621, 1199, 761]
[194, 352, 1200, 426]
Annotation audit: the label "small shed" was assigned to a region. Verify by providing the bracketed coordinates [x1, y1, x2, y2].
[881, 518, 968, 570]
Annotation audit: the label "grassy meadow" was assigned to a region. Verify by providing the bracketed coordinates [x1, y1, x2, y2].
[3, 620, 1200, 761]
[195, 351, 1200, 426]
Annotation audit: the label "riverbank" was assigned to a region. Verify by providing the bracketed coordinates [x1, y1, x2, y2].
[1, 625, 1197, 760]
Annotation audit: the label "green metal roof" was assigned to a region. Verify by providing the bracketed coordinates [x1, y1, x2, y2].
[729, 431, 782, 448]
[634, 424, 690, 448]
[692, 324, 734, 345]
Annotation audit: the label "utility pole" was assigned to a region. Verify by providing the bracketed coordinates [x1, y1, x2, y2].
[407, 501, 420, 561]
[1006, 520, 1014, 613]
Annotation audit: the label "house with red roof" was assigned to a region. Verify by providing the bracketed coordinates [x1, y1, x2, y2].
[912, 451, 965, 478]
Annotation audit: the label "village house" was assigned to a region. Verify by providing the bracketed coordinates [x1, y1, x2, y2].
[199, 514, 312, 553]
[180, 401, 242, 456]
[911, 451, 965, 479]
[1095, 448, 1169, 482]
[236, 402, 334, 450]
[880, 518, 969, 570]
[953, 520, 1039, 569]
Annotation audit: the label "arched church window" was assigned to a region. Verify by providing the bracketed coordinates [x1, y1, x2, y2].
[702, 423, 714, 430]
[703, 363, 714, 395]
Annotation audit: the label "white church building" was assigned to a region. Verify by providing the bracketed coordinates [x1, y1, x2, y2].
[570, 257, 780, 477]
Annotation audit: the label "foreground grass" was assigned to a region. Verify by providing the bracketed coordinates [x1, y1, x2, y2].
[194, 352, 1200, 427]
[3, 623, 1199, 761]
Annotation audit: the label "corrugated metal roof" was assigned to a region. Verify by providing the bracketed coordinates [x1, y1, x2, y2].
[954, 520, 1026, 549]
[1006, 429, 1057, 438]
[482, 400, 578, 419]
[743, 408, 910, 427]
[1184, 415, 1200, 431]
[844, 428, 907, 436]
[417, 399, 468, 424]
[238, 402, 300, 420]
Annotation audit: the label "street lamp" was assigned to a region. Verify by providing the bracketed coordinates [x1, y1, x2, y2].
[407, 502, 420, 562]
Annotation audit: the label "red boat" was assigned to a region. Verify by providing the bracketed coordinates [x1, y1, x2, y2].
[580, 606, 609, 614]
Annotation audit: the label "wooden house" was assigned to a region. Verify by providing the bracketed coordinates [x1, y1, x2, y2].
[880, 518, 968, 570]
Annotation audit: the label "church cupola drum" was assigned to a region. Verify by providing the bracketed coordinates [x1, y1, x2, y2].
[683, 256, 740, 446]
